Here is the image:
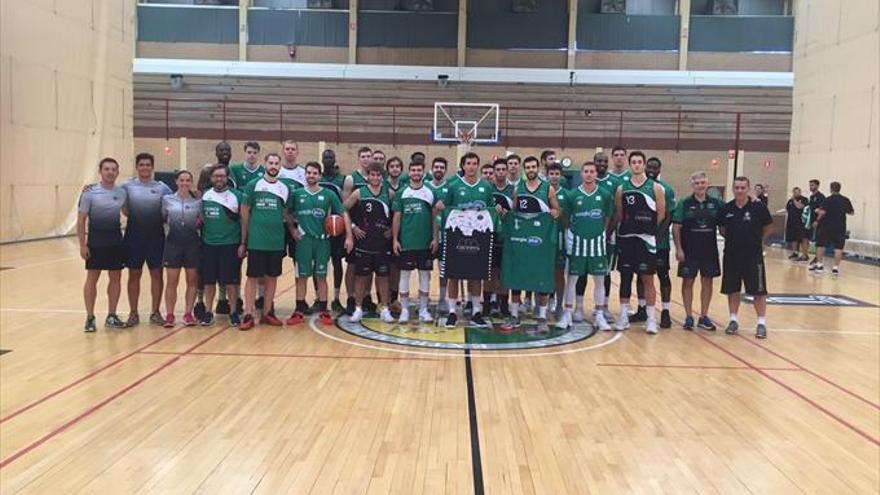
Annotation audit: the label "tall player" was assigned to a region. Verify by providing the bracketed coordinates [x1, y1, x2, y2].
[489, 158, 514, 318]
[279, 140, 306, 188]
[319, 149, 348, 312]
[288, 162, 353, 325]
[610, 145, 648, 321]
[343, 146, 375, 314]
[645, 157, 676, 328]
[613, 151, 666, 334]
[557, 162, 613, 330]
[230, 141, 265, 189]
[392, 159, 439, 323]
[345, 162, 395, 323]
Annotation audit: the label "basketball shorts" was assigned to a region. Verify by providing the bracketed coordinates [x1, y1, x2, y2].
[721, 254, 767, 296]
[616, 236, 657, 275]
[86, 244, 125, 271]
[656, 248, 670, 274]
[816, 227, 846, 250]
[567, 255, 608, 277]
[200, 244, 242, 286]
[124, 230, 164, 270]
[677, 252, 721, 279]
[399, 249, 433, 271]
[246, 249, 284, 278]
[295, 236, 331, 278]
[163, 240, 200, 269]
[351, 249, 390, 277]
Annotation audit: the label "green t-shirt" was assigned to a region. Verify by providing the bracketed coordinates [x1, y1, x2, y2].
[567, 185, 614, 240]
[201, 188, 243, 246]
[292, 186, 343, 239]
[392, 183, 438, 251]
[444, 177, 493, 210]
[655, 178, 676, 250]
[596, 173, 620, 195]
[230, 163, 265, 191]
[243, 178, 293, 251]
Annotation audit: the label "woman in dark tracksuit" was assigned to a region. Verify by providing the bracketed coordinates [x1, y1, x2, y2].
[161, 171, 202, 327]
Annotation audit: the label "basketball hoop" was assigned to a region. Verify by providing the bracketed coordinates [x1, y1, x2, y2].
[457, 129, 475, 146]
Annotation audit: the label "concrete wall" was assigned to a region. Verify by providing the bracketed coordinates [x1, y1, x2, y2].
[135, 137, 789, 213]
[1, 0, 135, 242]
[787, 0, 880, 245]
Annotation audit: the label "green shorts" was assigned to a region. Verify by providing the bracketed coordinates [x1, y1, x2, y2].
[567, 255, 609, 277]
[295, 235, 331, 278]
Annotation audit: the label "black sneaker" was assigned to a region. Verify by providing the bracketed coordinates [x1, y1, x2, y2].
[193, 301, 207, 319]
[756, 324, 767, 339]
[346, 297, 356, 315]
[444, 312, 458, 328]
[331, 299, 345, 313]
[84, 315, 97, 333]
[630, 306, 647, 322]
[659, 309, 671, 329]
[200, 311, 214, 326]
[229, 312, 241, 327]
[724, 321, 739, 335]
[363, 296, 377, 313]
[788, 252, 799, 260]
[215, 299, 230, 315]
[489, 301, 501, 319]
[255, 296, 265, 310]
[105, 314, 127, 328]
[470, 312, 489, 328]
[697, 316, 716, 331]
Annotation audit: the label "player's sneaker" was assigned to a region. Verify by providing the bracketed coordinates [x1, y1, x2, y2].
[126, 313, 140, 327]
[444, 312, 458, 328]
[255, 297, 264, 310]
[149, 312, 164, 325]
[603, 308, 614, 322]
[305, 301, 319, 316]
[419, 308, 434, 323]
[193, 301, 207, 320]
[239, 314, 255, 330]
[724, 321, 739, 335]
[346, 297, 356, 315]
[105, 313, 126, 328]
[463, 301, 473, 317]
[553, 304, 564, 321]
[260, 314, 283, 326]
[199, 311, 214, 326]
[489, 302, 501, 319]
[380, 307, 395, 323]
[809, 256, 817, 267]
[183, 313, 197, 326]
[229, 312, 241, 327]
[660, 309, 672, 329]
[437, 299, 449, 314]
[788, 252, 799, 260]
[350, 307, 364, 323]
[470, 312, 489, 328]
[630, 306, 647, 322]
[572, 308, 585, 323]
[593, 311, 612, 331]
[698, 316, 716, 331]
[331, 299, 345, 313]
[285, 312, 304, 326]
[683, 315, 695, 330]
[363, 296, 377, 313]
[162, 314, 175, 328]
[84, 315, 97, 333]
[501, 316, 521, 330]
[398, 307, 410, 324]
[536, 318, 550, 334]
[613, 312, 630, 331]
[646, 318, 658, 335]
[755, 323, 767, 339]
[811, 264, 824, 274]
[796, 255, 809, 263]
[318, 311, 334, 326]
[831, 268, 840, 276]
[215, 299, 230, 315]
[555, 311, 572, 330]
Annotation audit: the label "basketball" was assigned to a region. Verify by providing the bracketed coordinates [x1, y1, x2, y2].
[324, 214, 345, 237]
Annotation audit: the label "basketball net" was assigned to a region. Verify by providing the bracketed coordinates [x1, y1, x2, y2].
[455, 129, 474, 166]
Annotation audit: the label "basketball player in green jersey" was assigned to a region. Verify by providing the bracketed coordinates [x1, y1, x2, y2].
[287, 162, 353, 326]
[319, 149, 348, 312]
[342, 146, 374, 314]
[614, 151, 666, 334]
[581, 150, 616, 322]
[608, 145, 632, 183]
[435, 152, 497, 328]
[557, 162, 614, 330]
[506, 154, 522, 186]
[546, 162, 569, 319]
[229, 141, 265, 190]
[427, 157, 452, 312]
[392, 159, 440, 323]
[502, 156, 561, 333]
[646, 157, 676, 328]
[488, 158, 514, 318]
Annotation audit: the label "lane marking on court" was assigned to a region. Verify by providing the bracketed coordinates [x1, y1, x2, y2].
[309, 317, 623, 358]
[757, 328, 880, 336]
[138, 350, 444, 361]
[596, 363, 801, 371]
[0, 256, 79, 272]
[0, 308, 84, 314]
[464, 349, 485, 495]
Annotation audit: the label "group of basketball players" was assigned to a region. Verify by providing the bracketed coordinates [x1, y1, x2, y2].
[78, 140, 778, 338]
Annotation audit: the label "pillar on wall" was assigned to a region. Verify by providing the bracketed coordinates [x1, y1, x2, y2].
[678, 0, 691, 70]
[349, 0, 358, 64]
[238, 0, 249, 61]
[566, 0, 578, 70]
[179, 137, 188, 171]
[457, 0, 467, 67]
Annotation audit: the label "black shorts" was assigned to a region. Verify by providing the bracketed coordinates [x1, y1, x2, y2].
[677, 252, 721, 279]
[399, 249, 433, 271]
[816, 228, 846, 250]
[351, 249, 390, 277]
[616, 237, 657, 275]
[329, 235, 346, 260]
[246, 249, 284, 278]
[163, 240, 200, 269]
[785, 222, 807, 243]
[656, 248, 670, 274]
[721, 254, 767, 296]
[86, 244, 125, 271]
[123, 230, 164, 270]
[201, 244, 242, 285]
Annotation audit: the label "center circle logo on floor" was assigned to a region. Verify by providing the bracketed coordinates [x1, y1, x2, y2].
[336, 310, 596, 350]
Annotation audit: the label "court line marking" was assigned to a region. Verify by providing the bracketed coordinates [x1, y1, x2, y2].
[0, 325, 229, 469]
[596, 363, 801, 371]
[308, 317, 623, 358]
[0, 256, 79, 272]
[138, 350, 444, 362]
[694, 331, 880, 448]
[767, 328, 880, 336]
[0, 308, 84, 314]
[464, 349, 485, 495]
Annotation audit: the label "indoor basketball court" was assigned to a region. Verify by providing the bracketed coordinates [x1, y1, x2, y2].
[1, 0, 878, 494]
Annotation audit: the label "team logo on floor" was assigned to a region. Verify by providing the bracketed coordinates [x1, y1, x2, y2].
[336, 310, 596, 350]
[743, 293, 876, 307]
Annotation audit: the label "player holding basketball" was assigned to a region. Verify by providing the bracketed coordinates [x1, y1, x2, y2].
[557, 162, 613, 330]
[645, 157, 676, 328]
[287, 162, 353, 326]
[613, 151, 666, 334]
[345, 162, 395, 323]
[392, 159, 440, 323]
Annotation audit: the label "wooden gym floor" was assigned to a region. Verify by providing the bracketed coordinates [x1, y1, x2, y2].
[0, 237, 877, 494]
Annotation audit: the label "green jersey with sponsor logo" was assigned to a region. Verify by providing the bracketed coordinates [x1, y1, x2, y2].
[565, 184, 613, 257]
[444, 177, 493, 211]
[243, 178, 293, 251]
[230, 163, 265, 191]
[201, 188, 243, 246]
[292, 186, 343, 239]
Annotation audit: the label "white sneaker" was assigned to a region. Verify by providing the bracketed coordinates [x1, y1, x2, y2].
[350, 307, 364, 323]
[593, 311, 612, 331]
[419, 308, 434, 322]
[646, 318, 658, 334]
[398, 307, 410, 324]
[614, 312, 630, 331]
[572, 308, 585, 323]
[555, 311, 572, 330]
[380, 307, 394, 323]
[603, 308, 614, 322]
